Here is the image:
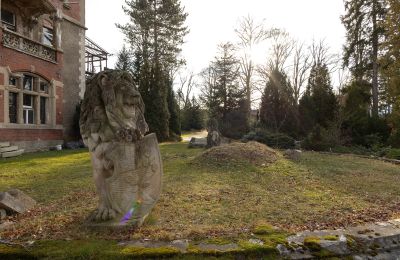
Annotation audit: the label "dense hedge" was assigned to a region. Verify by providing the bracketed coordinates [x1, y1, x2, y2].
[242, 129, 295, 149]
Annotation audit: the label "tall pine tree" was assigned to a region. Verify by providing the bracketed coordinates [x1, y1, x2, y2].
[200, 43, 248, 138]
[341, 0, 387, 116]
[382, 0, 400, 146]
[118, 0, 188, 141]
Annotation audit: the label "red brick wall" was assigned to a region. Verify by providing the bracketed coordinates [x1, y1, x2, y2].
[0, 46, 63, 82]
[0, 129, 63, 142]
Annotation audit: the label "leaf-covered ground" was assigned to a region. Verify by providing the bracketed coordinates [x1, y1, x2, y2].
[0, 142, 399, 242]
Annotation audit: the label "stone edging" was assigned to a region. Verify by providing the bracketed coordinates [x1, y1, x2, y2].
[318, 151, 400, 165]
[278, 219, 400, 259]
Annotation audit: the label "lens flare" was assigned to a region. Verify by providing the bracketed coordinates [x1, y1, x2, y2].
[120, 200, 141, 224]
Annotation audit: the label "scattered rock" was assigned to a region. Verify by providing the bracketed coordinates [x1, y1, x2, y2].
[197, 141, 278, 166]
[188, 137, 207, 148]
[64, 140, 85, 150]
[0, 189, 36, 214]
[248, 238, 264, 246]
[283, 149, 302, 161]
[171, 240, 189, 252]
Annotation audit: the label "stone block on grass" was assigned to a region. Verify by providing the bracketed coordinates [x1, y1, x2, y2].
[0, 189, 37, 214]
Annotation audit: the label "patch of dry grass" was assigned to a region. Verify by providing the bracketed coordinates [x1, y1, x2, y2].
[0, 142, 399, 242]
[197, 141, 278, 166]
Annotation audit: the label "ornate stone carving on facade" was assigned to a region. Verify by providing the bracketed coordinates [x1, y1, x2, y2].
[206, 118, 221, 148]
[80, 70, 162, 228]
[2, 30, 56, 62]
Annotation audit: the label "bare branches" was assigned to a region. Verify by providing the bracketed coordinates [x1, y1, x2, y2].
[309, 39, 340, 73]
[291, 42, 311, 103]
[235, 15, 271, 48]
[177, 71, 197, 109]
[267, 30, 295, 72]
[235, 16, 276, 110]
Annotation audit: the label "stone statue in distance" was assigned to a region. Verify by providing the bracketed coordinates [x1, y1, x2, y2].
[206, 118, 221, 148]
[80, 70, 162, 228]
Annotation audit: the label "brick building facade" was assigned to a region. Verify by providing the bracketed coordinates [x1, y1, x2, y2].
[0, 0, 86, 152]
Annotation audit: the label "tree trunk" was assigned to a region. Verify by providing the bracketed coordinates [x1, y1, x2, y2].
[371, 0, 379, 116]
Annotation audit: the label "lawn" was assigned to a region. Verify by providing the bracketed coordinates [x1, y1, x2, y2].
[0, 141, 399, 244]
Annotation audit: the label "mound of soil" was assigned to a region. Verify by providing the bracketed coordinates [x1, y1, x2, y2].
[197, 141, 278, 166]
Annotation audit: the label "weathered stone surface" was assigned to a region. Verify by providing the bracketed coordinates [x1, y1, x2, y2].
[283, 149, 302, 161]
[206, 119, 221, 148]
[197, 242, 239, 252]
[188, 137, 207, 148]
[171, 240, 190, 252]
[0, 146, 18, 153]
[118, 240, 189, 253]
[248, 238, 264, 246]
[0, 209, 6, 220]
[0, 189, 36, 214]
[80, 70, 162, 228]
[0, 142, 10, 148]
[1, 149, 24, 158]
[279, 219, 400, 259]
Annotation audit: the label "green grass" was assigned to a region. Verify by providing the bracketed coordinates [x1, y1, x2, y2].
[0, 142, 399, 244]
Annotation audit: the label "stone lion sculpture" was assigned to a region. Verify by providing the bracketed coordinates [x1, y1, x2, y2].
[80, 70, 162, 227]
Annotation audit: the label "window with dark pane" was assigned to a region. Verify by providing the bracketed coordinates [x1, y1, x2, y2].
[40, 82, 49, 93]
[1, 9, 16, 31]
[23, 75, 33, 91]
[8, 92, 18, 123]
[9, 76, 17, 86]
[40, 97, 47, 124]
[23, 94, 34, 124]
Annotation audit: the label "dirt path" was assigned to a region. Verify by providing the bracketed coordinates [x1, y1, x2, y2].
[182, 130, 207, 141]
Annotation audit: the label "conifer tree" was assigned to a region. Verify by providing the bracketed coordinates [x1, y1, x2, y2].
[200, 43, 248, 138]
[382, 0, 400, 146]
[115, 45, 134, 74]
[260, 69, 297, 135]
[341, 0, 387, 116]
[118, 0, 188, 141]
[299, 63, 338, 134]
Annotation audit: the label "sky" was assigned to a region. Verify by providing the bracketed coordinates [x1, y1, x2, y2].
[86, 0, 346, 83]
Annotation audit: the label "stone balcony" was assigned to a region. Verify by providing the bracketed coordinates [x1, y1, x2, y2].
[2, 28, 57, 63]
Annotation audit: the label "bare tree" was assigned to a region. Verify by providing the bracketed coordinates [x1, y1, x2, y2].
[291, 42, 311, 104]
[177, 71, 197, 109]
[309, 39, 340, 72]
[268, 30, 295, 72]
[199, 65, 219, 117]
[235, 15, 274, 112]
